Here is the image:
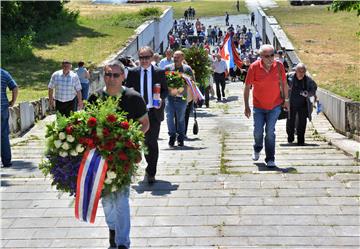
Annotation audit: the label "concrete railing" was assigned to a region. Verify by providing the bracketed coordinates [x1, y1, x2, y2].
[9, 7, 173, 135]
[254, 7, 360, 140]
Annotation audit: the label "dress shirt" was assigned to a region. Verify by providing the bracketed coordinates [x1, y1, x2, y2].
[140, 67, 153, 109]
[213, 59, 228, 74]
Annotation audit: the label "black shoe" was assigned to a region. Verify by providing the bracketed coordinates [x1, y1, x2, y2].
[178, 140, 184, 147]
[109, 229, 116, 248]
[287, 138, 294, 144]
[118, 246, 127, 249]
[2, 163, 12, 168]
[146, 173, 156, 185]
[297, 142, 305, 146]
[169, 136, 176, 147]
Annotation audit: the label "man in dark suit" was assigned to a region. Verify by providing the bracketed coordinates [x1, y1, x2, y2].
[126, 46, 168, 184]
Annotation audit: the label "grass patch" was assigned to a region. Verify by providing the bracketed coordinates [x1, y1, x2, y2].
[151, 0, 247, 18]
[266, 1, 360, 101]
[220, 131, 230, 174]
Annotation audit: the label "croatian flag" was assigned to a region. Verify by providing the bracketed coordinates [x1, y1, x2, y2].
[220, 33, 243, 69]
[75, 148, 108, 223]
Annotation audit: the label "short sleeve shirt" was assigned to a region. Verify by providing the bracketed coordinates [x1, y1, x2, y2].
[245, 60, 286, 110]
[88, 87, 147, 121]
[48, 70, 82, 102]
[1, 68, 17, 108]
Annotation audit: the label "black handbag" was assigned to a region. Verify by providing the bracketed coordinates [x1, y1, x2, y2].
[193, 107, 199, 135]
[277, 62, 288, 120]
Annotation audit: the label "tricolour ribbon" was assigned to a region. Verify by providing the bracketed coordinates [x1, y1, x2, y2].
[75, 148, 108, 223]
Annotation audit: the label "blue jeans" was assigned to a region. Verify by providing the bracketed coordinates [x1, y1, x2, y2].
[1, 107, 11, 166]
[165, 96, 187, 142]
[101, 187, 130, 248]
[253, 105, 281, 163]
[81, 83, 89, 100]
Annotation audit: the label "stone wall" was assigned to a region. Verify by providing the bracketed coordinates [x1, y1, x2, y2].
[9, 7, 173, 135]
[255, 7, 360, 139]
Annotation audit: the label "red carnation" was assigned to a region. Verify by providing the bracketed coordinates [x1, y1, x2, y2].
[124, 163, 130, 173]
[87, 117, 97, 127]
[120, 121, 129, 130]
[106, 114, 117, 123]
[104, 140, 116, 151]
[91, 130, 97, 137]
[103, 127, 110, 137]
[125, 140, 135, 149]
[79, 137, 87, 145]
[107, 154, 114, 162]
[65, 125, 74, 135]
[118, 151, 128, 161]
[87, 138, 95, 148]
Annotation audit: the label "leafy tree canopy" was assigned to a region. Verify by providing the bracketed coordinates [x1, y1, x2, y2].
[329, 0, 360, 16]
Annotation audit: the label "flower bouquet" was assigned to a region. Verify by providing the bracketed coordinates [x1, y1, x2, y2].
[165, 71, 186, 96]
[39, 98, 145, 222]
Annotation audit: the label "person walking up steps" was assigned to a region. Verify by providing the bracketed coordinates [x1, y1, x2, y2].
[244, 44, 289, 168]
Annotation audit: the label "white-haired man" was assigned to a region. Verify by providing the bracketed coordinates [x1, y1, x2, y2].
[244, 44, 289, 168]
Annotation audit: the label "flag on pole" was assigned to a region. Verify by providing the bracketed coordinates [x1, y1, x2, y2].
[75, 148, 108, 223]
[219, 32, 243, 69]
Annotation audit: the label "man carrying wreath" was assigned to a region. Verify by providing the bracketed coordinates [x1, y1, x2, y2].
[88, 63, 149, 249]
[164, 50, 194, 147]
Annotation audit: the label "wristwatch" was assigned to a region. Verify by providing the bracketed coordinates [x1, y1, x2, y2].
[285, 98, 289, 102]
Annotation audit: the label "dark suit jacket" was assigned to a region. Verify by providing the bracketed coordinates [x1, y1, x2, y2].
[126, 65, 168, 122]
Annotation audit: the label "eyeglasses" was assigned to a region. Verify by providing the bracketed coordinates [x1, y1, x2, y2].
[263, 54, 274, 58]
[139, 55, 152, 60]
[104, 72, 121, 78]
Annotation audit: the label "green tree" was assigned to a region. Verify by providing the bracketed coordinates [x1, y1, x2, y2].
[329, 0, 360, 16]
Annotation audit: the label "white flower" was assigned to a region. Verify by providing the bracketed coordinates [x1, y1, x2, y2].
[59, 132, 66, 140]
[111, 185, 118, 192]
[76, 144, 84, 153]
[104, 178, 112, 184]
[59, 151, 68, 157]
[107, 170, 117, 180]
[66, 135, 75, 143]
[62, 142, 70, 151]
[54, 140, 62, 149]
[70, 150, 78, 156]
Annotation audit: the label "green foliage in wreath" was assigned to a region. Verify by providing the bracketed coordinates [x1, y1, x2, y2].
[183, 46, 212, 88]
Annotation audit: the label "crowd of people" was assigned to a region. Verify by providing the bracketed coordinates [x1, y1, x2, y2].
[1, 12, 319, 249]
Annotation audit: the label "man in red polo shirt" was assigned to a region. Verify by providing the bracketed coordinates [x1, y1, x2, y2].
[244, 44, 289, 167]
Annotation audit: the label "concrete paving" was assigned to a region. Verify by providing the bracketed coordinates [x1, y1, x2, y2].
[1, 80, 359, 248]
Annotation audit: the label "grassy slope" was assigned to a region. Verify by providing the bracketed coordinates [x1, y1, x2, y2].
[151, 0, 248, 18]
[266, 1, 360, 101]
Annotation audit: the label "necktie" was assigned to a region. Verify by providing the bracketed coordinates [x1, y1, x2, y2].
[143, 69, 148, 104]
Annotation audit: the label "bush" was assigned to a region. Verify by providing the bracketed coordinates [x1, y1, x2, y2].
[138, 7, 161, 17]
[2, 31, 35, 63]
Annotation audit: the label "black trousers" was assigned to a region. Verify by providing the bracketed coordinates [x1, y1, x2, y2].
[184, 100, 193, 136]
[55, 98, 76, 117]
[145, 110, 161, 177]
[214, 73, 226, 100]
[286, 106, 308, 144]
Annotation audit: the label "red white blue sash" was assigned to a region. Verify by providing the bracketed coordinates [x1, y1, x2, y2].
[182, 74, 205, 101]
[75, 149, 108, 223]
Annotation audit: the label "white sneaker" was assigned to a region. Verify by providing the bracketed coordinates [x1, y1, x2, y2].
[266, 161, 276, 168]
[252, 151, 260, 161]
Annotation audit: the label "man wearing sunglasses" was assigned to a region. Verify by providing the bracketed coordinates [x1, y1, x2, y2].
[126, 46, 168, 185]
[88, 63, 149, 249]
[244, 44, 289, 168]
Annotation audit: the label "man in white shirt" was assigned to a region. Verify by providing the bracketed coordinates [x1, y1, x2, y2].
[159, 49, 174, 69]
[48, 60, 83, 117]
[212, 54, 228, 102]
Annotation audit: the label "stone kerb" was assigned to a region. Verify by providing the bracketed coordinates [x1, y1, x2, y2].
[255, 6, 359, 139]
[8, 7, 173, 135]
